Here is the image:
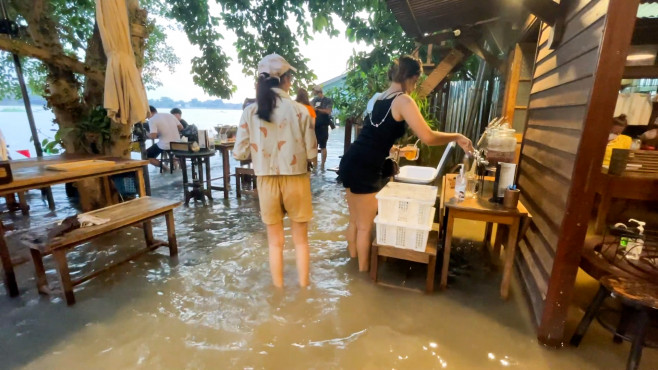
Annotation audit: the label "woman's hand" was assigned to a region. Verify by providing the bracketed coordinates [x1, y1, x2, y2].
[456, 134, 474, 155]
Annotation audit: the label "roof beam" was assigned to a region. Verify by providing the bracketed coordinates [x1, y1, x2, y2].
[459, 38, 503, 69]
[418, 49, 465, 98]
[522, 0, 560, 26]
[623, 65, 658, 79]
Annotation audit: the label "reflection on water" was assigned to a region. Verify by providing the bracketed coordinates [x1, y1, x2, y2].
[0, 128, 655, 369]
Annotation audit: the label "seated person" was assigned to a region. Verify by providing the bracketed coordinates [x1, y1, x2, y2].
[640, 122, 658, 149]
[170, 107, 189, 129]
[602, 114, 632, 167]
[146, 106, 182, 170]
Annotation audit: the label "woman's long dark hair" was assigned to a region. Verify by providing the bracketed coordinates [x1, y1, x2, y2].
[256, 72, 289, 122]
[392, 55, 422, 83]
[295, 88, 311, 106]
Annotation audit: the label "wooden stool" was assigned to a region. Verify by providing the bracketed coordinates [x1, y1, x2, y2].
[370, 230, 438, 293]
[235, 166, 257, 198]
[570, 276, 658, 370]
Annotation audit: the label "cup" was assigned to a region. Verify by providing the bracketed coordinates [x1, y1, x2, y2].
[220, 133, 228, 143]
[503, 188, 520, 209]
[402, 145, 419, 160]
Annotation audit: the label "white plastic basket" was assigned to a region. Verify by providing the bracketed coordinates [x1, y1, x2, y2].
[376, 182, 438, 225]
[375, 208, 435, 251]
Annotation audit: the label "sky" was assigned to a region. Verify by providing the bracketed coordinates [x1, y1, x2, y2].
[148, 15, 371, 104]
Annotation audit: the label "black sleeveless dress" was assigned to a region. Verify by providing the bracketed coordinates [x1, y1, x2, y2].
[338, 93, 406, 194]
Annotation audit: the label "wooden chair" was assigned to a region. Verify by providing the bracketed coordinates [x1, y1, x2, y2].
[570, 276, 658, 370]
[22, 197, 181, 305]
[370, 229, 439, 293]
[235, 160, 257, 198]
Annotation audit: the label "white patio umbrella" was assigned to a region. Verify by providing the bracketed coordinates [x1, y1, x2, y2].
[95, 0, 148, 125]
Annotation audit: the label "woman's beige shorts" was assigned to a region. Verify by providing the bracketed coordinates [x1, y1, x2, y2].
[257, 173, 313, 225]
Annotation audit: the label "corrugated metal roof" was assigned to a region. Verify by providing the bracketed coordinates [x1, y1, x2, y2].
[386, 0, 502, 39]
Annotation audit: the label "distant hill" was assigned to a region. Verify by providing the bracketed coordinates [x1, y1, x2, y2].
[0, 96, 47, 106]
[0, 96, 242, 110]
[150, 97, 242, 110]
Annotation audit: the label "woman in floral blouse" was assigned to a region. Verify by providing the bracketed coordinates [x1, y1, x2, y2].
[233, 54, 317, 287]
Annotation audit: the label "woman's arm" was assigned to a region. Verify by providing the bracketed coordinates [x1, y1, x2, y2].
[233, 110, 252, 161]
[394, 95, 474, 153]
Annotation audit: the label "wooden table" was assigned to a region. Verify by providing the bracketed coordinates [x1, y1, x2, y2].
[594, 171, 658, 234]
[371, 230, 439, 293]
[171, 149, 216, 205]
[216, 142, 235, 199]
[0, 155, 149, 297]
[440, 174, 528, 299]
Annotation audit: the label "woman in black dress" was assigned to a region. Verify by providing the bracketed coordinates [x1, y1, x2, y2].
[338, 56, 474, 271]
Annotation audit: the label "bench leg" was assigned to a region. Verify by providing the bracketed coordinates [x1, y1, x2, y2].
[370, 244, 379, 282]
[143, 221, 154, 247]
[426, 254, 437, 293]
[165, 211, 178, 257]
[29, 248, 50, 295]
[52, 249, 75, 305]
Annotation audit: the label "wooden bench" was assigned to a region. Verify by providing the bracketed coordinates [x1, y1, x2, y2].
[22, 197, 181, 305]
[370, 230, 439, 293]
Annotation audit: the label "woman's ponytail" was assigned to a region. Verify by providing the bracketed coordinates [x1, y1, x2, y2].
[256, 73, 281, 122]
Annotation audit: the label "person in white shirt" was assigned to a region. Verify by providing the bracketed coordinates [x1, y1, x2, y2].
[146, 105, 183, 169]
[233, 53, 317, 288]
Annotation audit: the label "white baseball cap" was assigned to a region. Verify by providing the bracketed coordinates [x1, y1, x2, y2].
[257, 53, 297, 78]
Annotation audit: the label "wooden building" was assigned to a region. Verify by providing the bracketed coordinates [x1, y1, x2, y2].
[387, 0, 654, 345]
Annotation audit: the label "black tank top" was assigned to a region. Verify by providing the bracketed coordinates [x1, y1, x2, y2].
[352, 93, 406, 160]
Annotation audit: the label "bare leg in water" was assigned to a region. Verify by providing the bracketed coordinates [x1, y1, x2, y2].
[346, 189, 378, 271]
[345, 190, 358, 258]
[266, 223, 285, 287]
[292, 221, 310, 287]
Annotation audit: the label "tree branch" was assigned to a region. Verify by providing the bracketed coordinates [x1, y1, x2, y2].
[0, 36, 104, 82]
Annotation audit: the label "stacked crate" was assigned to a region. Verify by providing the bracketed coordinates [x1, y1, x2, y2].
[374, 182, 438, 251]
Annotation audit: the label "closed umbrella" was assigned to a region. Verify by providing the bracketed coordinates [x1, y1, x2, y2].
[95, 0, 148, 125]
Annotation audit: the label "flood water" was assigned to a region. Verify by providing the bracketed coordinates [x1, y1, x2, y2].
[1, 128, 656, 369]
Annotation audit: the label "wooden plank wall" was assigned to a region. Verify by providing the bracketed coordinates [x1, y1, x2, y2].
[516, 0, 610, 327]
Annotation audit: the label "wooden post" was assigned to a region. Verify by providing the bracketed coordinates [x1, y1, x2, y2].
[537, 0, 640, 346]
[344, 117, 354, 155]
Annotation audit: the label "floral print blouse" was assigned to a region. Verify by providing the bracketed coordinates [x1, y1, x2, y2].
[233, 88, 318, 176]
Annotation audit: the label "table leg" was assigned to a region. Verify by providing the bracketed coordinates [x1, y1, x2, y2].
[484, 222, 493, 249]
[181, 157, 190, 204]
[17, 192, 29, 216]
[426, 254, 437, 293]
[440, 214, 455, 290]
[370, 244, 379, 282]
[500, 218, 520, 299]
[0, 223, 19, 297]
[222, 147, 230, 199]
[205, 156, 213, 200]
[165, 211, 178, 257]
[493, 225, 508, 263]
[29, 248, 49, 294]
[44, 187, 55, 210]
[595, 192, 612, 234]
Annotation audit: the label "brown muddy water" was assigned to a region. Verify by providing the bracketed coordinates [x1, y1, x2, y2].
[1, 128, 656, 369]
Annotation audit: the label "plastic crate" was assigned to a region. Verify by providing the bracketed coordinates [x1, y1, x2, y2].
[376, 182, 438, 225]
[375, 208, 435, 251]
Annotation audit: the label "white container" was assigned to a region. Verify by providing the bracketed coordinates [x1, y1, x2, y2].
[376, 182, 438, 225]
[395, 142, 456, 184]
[375, 208, 435, 251]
